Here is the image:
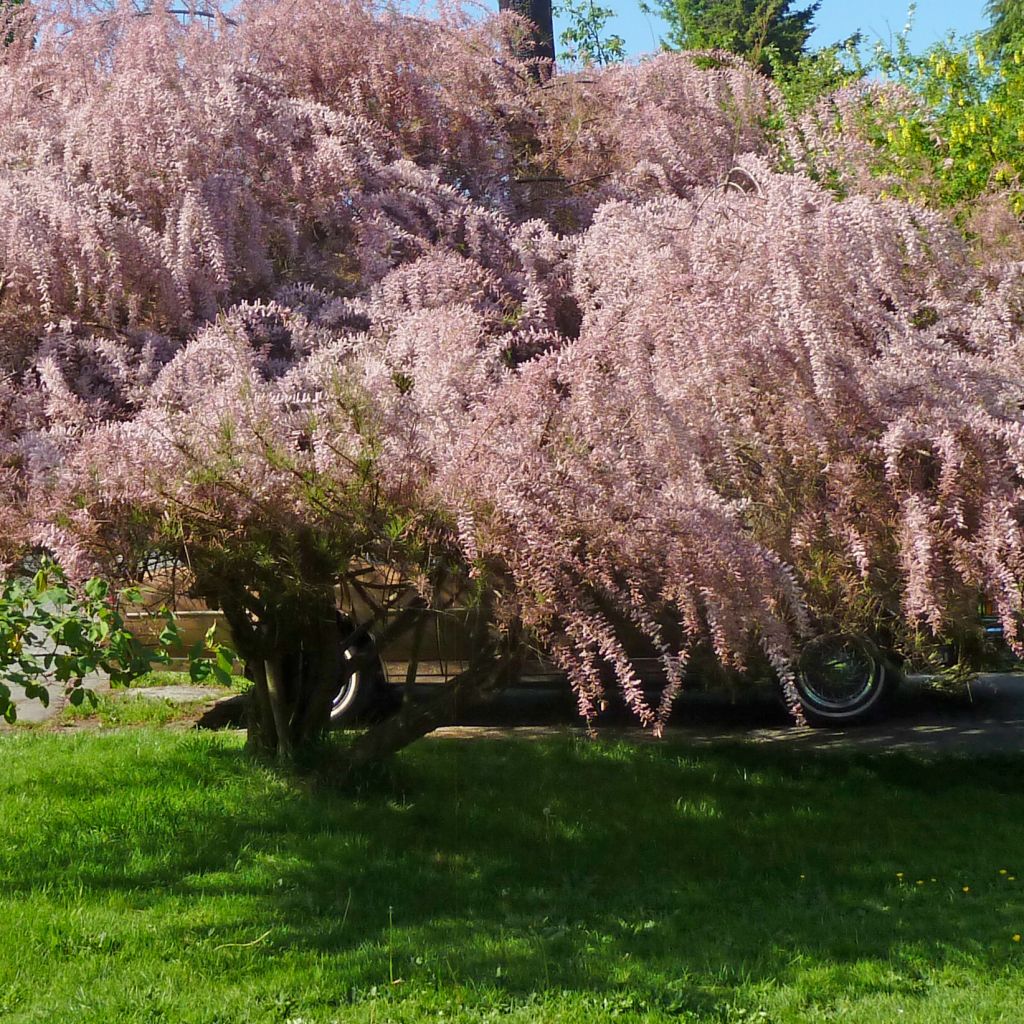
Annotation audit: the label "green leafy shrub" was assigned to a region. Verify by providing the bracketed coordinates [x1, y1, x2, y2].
[0, 561, 235, 723]
[798, 17, 1024, 226]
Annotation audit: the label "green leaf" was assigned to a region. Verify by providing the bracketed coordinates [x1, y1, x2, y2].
[58, 619, 84, 647]
[190, 660, 212, 683]
[158, 622, 180, 647]
[32, 566, 50, 594]
[212, 648, 235, 686]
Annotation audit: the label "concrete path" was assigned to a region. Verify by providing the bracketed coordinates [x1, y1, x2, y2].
[6, 671, 109, 724]
[5, 678, 230, 725]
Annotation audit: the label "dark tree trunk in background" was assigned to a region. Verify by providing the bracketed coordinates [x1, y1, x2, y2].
[499, 0, 555, 66]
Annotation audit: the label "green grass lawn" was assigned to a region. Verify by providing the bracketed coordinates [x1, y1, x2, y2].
[123, 669, 251, 692]
[1, 730, 1023, 1023]
[55, 692, 221, 728]
[44, 670, 250, 729]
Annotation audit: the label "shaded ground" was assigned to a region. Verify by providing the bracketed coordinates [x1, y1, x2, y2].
[9, 667, 1024, 755]
[430, 674, 1024, 755]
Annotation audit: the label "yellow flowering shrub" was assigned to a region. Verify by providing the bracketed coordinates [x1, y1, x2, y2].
[799, 30, 1024, 220]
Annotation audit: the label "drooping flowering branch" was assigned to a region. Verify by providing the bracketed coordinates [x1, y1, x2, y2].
[3, 1, 1024, 747]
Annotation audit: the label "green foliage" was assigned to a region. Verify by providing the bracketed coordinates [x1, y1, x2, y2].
[0, 560, 235, 723]
[184, 622, 238, 688]
[555, 0, 625, 65]
[643, 0, 821, 74]
[795, 6, 1024, 218]
[770, 32, 864, 113]
[984, 0, 1024, 59]
[897, 40, 1024, 214]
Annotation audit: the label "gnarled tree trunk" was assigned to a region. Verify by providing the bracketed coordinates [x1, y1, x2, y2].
[205, 555, 522, 766]
[342, 640, 522, 773]
[219, 585, 344, 761]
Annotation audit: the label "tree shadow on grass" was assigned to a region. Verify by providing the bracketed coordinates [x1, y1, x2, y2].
[3, 730, 1024, 1013]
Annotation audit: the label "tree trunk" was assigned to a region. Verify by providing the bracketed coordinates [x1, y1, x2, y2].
[244, 658, 277, 756]
[221, 588, 343, 762]
[499, 0, 555, 68]
[341, 644, 521, 775]
[213, 566, 521, 767]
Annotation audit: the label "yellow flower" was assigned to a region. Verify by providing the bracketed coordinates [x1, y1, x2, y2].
[1000, 869, 1008, 875]
[963, 886, 971, 893]
[916, 880, 925, 886]
[1014, 934, 1022, 943]
[896, 872, 904, 879]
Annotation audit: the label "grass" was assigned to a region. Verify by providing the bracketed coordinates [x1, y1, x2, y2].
[56, 691, 219, 727]
[1, 730, 1023, 1023]
[42, 670, 250, 729]
[127, 669, 251, 692]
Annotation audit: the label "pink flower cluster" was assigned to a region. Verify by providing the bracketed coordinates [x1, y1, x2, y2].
[3, 1, 1024, 723]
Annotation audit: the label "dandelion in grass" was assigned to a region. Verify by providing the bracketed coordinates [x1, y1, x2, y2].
[1014, 934, 1021, 943]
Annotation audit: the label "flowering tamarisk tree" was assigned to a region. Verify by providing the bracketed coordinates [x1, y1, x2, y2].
[2, 0, 1024, 761]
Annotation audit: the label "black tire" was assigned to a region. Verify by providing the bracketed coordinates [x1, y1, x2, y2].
[329, 615, 386, 726]
[795, 633, 894, 726]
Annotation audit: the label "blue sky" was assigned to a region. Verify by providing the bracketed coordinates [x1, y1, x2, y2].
[553, 0, 992, 60]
